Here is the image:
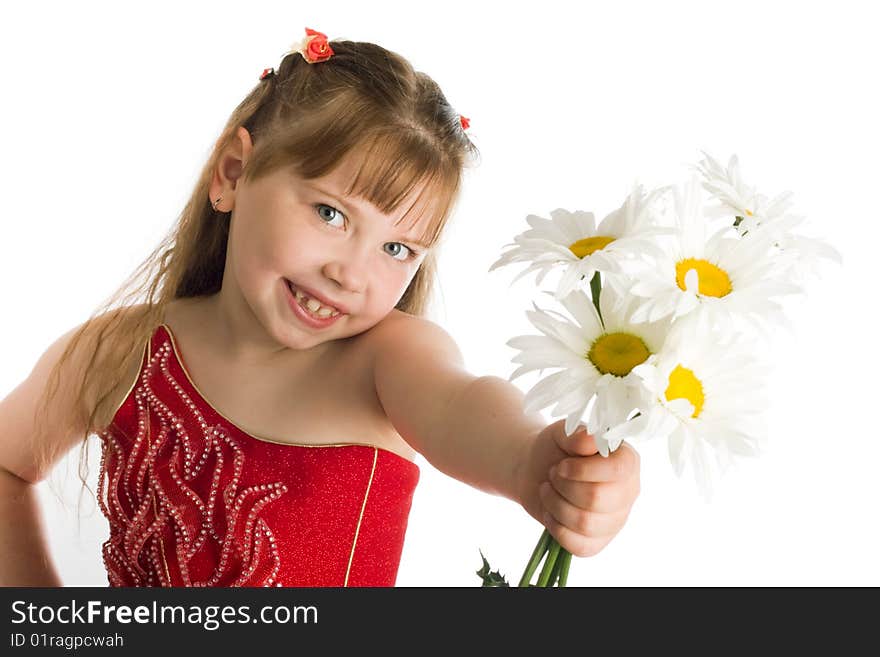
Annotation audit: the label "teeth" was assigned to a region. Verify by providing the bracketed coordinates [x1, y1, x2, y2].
[291, 284, 340, 318]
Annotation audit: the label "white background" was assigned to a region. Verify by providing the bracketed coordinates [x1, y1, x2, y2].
[1, 0, 876, 587]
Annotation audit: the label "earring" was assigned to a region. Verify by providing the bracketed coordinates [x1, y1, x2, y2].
[212, 195, 223, 211]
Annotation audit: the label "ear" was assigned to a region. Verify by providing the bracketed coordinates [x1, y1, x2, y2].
[208, 127, 255, 211]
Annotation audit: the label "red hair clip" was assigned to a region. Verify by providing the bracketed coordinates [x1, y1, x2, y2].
[261, 28, 334, 79]
[459, 115, 470, 130]
[296, 27, 334, 64]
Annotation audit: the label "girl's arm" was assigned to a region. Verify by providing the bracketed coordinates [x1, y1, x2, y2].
[373, 314, 640, 557]
[372, 315, 548, 502]
[0, 315, 121, 585]
[0, 468, 63, 586]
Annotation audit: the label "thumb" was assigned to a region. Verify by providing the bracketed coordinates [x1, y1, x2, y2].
[551, 419, 599, 457]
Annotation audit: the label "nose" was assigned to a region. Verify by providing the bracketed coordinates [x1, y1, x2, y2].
[322, 246, 369, 294]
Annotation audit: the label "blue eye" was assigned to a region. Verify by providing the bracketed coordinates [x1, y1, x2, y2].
[315, 202, 419, 262]
[384, 243, 413, 261]
[315, 203, 344, 227]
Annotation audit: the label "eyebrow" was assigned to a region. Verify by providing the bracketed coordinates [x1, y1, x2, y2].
[308, 183, 431, 249]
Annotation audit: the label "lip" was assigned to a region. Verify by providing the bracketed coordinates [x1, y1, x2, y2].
[284, 279, 346, 329]
[285, 279, 349, 315]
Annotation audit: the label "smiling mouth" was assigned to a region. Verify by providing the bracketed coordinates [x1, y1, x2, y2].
[286, 280, 343, 318]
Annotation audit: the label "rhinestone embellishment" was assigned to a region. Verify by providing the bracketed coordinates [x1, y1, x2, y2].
[98, 340, 288, 587]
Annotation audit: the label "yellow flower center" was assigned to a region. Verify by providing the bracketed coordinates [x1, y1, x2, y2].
[569, 236, 616, 259]
[587, 332, 651, 377]
[664, 365, 705, 418]
[675, 258, 733, 297]
[745, 209, 754, 216]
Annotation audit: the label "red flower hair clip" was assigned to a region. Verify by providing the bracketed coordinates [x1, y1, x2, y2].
[460, 115, 470, 130]
[260, 28, 334, 80]
[295, 27, 334, 64]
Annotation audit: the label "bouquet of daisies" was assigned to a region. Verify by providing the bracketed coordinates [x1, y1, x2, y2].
[478, 152, 841, 587]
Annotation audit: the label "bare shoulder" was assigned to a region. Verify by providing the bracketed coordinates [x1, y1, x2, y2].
[0, 304, 149, 483]
[367, 309, 466, 371]
[367, 311, 478, 456]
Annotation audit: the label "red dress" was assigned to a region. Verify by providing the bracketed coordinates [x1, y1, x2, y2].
[97, 324, 419, 587]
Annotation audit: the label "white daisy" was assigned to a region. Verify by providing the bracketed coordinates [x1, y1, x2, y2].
[489, 184, 672, 300]
[612, 177, 803, 341]
[743, 213, 843, 287]
[695, 150, 796, 235]
[695, 151, 842, 282]
[603, 318, 771, 499]
[693, 150, 764, 224]
[506, 281, 671, 455]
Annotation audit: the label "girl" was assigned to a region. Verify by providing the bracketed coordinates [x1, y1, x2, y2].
[0, 29, 639, 587]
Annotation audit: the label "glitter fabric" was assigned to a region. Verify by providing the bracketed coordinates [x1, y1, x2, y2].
[97, 324, 420, 587]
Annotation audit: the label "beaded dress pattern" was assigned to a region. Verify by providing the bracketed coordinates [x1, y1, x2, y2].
[97, 324, 419, 587]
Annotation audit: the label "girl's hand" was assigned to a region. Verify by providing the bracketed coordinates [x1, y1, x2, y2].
[516, 419, 640, 558]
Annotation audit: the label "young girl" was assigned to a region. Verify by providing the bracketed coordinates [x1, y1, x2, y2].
[0, 29, 639, 587]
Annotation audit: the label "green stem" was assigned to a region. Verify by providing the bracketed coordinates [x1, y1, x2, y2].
[518, 529, 552, 587]
[557, 549, 572, 587]
[589, 271, 603, 324]
[536, 539, 562, 587]
[547, 548, 564, 586]
[531, 275, 596, 588]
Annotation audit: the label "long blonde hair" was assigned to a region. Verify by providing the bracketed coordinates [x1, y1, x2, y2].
[33, 37, 479, 511]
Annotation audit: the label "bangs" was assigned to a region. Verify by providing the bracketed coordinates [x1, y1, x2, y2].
[247, 94, 464, 249]
[341, 133, 460, 249]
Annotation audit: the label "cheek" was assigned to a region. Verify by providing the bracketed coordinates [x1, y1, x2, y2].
[390, 267, 419, 302]
[359, 267, 414, 312]
[236, 229, 286, 279]
[229, 202, 273, 258]
[253, 216, 317, 272]
[239, 189, 304, 255]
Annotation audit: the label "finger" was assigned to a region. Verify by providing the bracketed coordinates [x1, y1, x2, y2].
[540, 507, 615, 558]
[547, 475, 639, 514]
[540, 481, 628, 539]
[553, 421, 599, 457]
[555, 441, 640, 483]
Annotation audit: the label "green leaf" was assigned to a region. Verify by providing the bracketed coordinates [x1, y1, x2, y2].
[476, 550, 510, 587]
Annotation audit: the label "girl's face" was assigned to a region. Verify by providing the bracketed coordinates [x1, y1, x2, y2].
[216, 129, 434, 352]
